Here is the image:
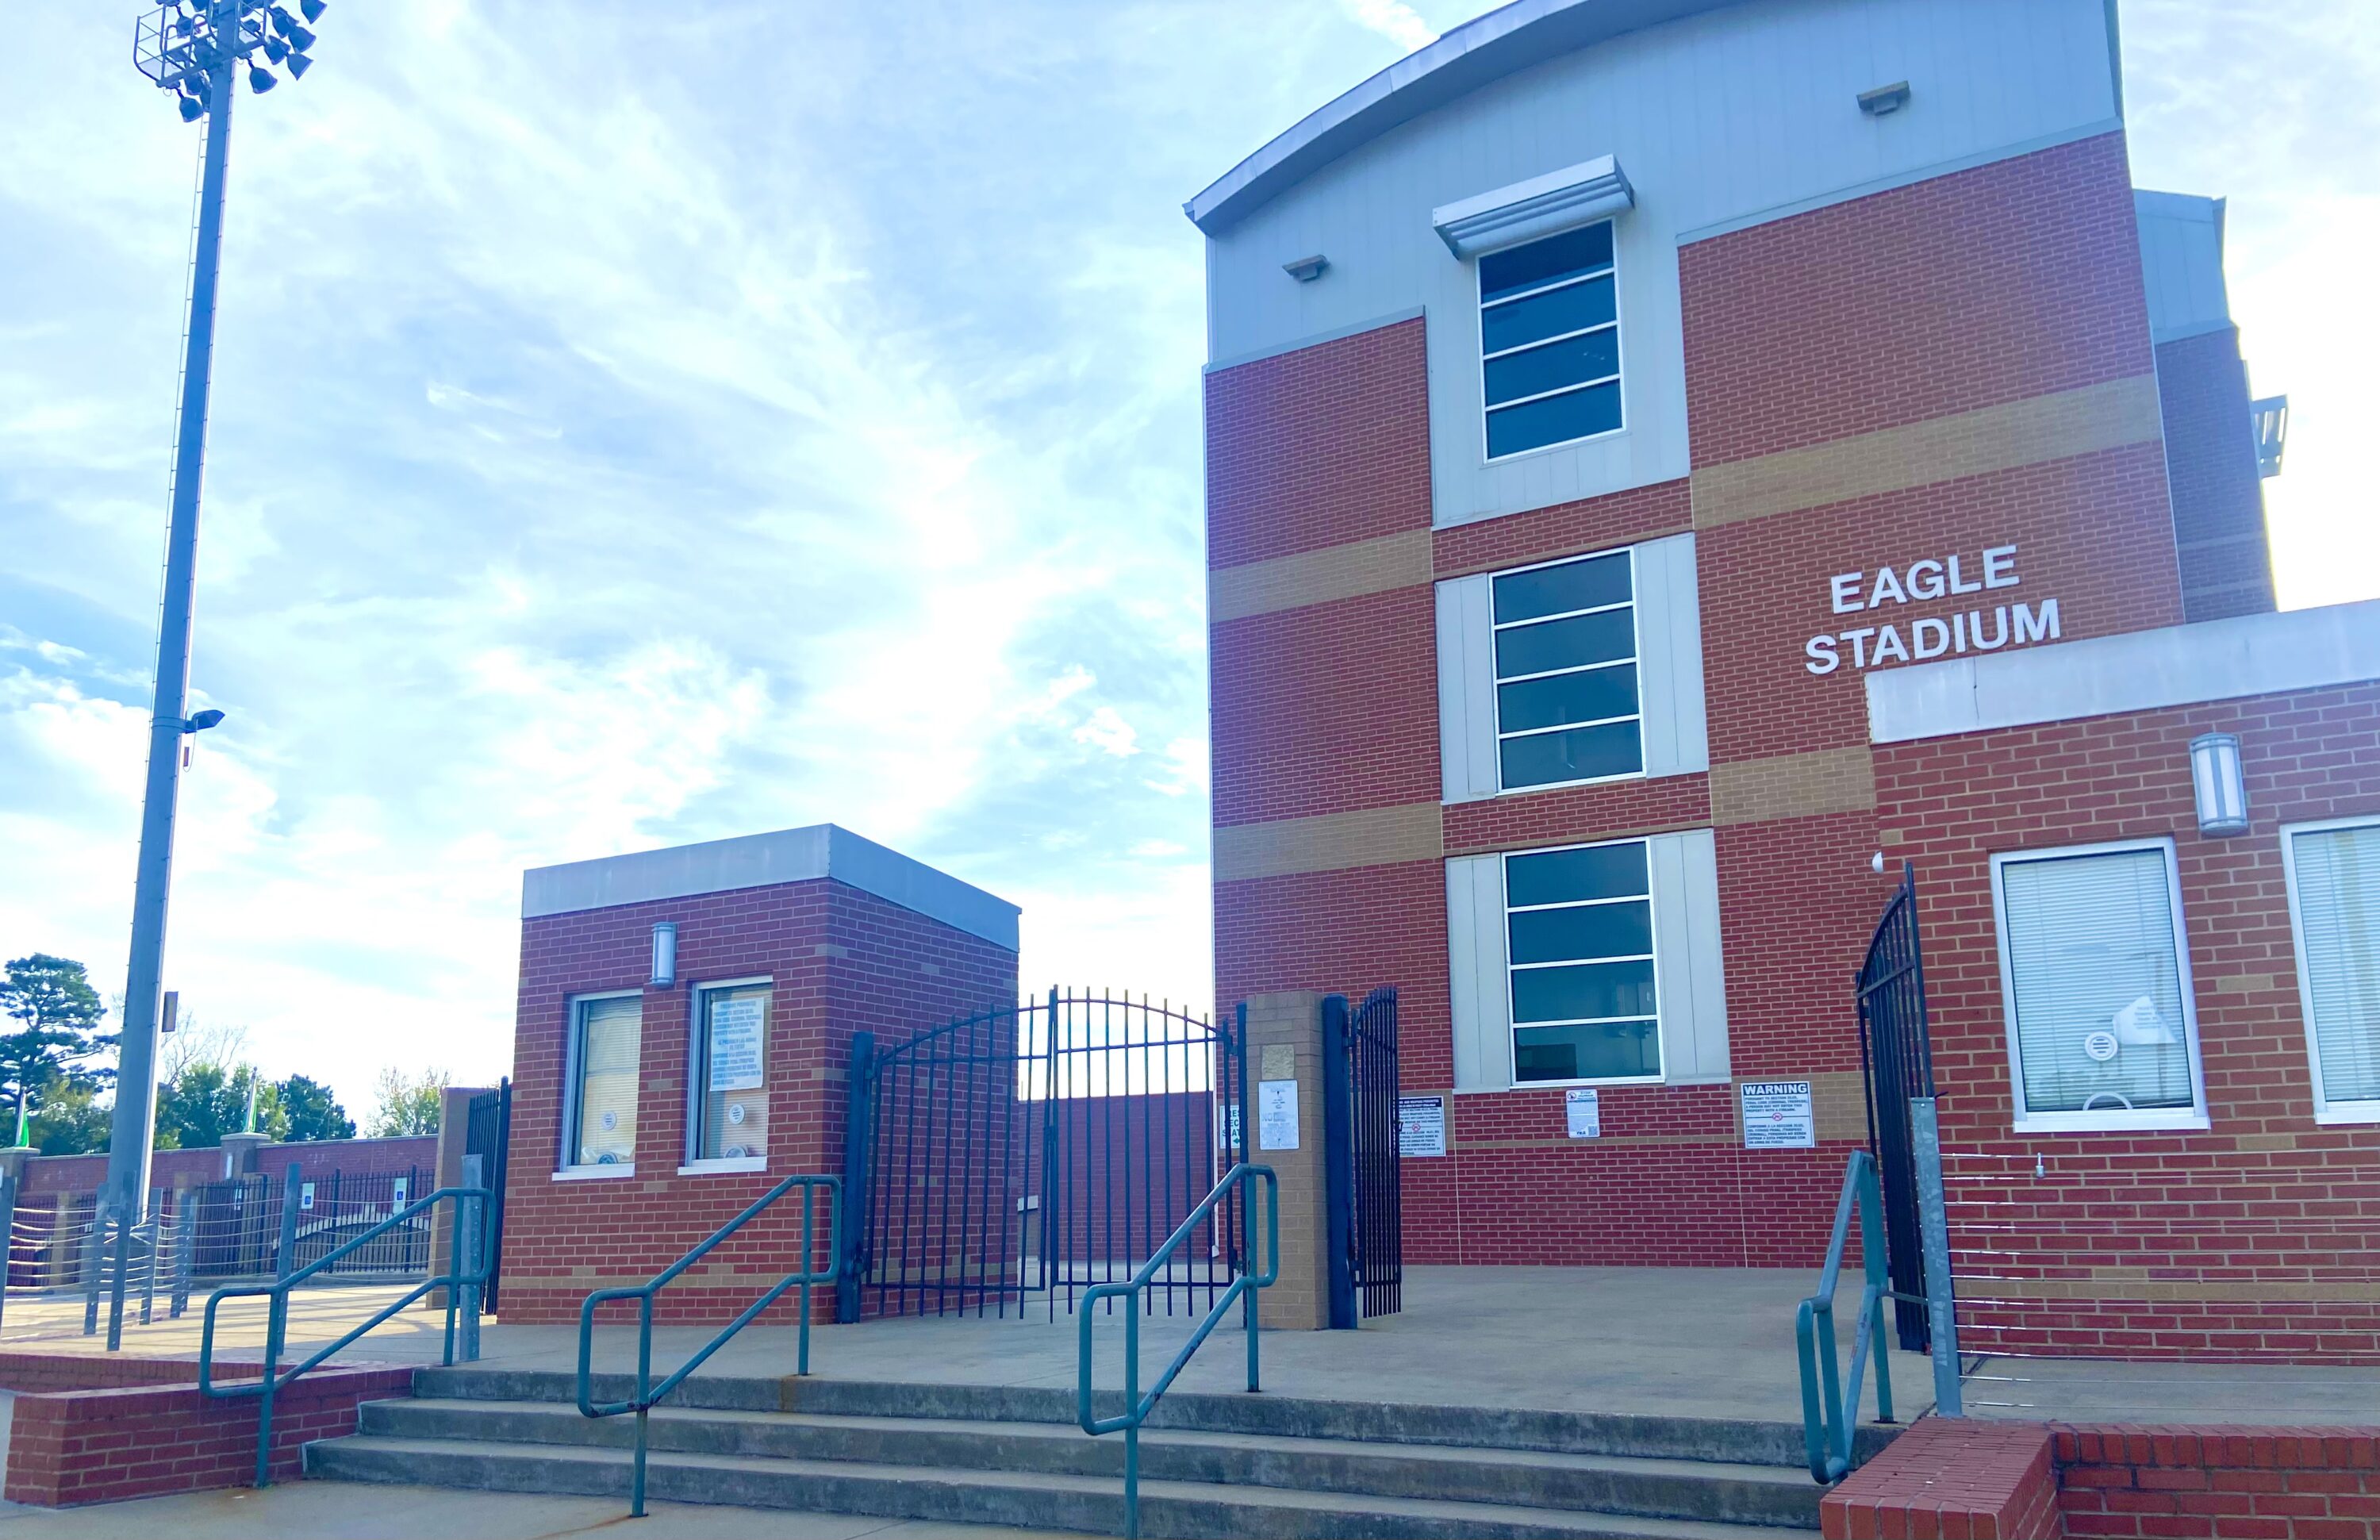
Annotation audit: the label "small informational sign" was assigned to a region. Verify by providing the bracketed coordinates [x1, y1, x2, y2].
[1564, 1088, 1601, 1139]
[2082, 1031, 2119, 1062]
[1260, 1043, 1296, 1081]
[1219, 1102, 1242, 1153]
[1741, 1081, 1817, 1150]
[707, 995, 766, 1092]
[1257, 1079, 1300, 1150]
[1399, 1096, 1446, 1158]
[299, 1181, 317, 1211]
[391, 1178, 409, 1207]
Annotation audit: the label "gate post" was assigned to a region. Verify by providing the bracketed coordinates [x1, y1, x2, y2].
[1909, 1097, 1963, 1416]
[835, 1031, 874, 1323]
[1240, 992, 1330, 1331]
[1320, 995, 1357, 1331]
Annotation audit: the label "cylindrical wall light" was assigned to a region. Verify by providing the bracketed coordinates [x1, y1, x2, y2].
[650, 921, 678, 987]
[2189, 732, 2248, 836]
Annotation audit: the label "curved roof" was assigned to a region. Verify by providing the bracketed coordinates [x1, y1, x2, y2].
[1184, 0, 1730, 236]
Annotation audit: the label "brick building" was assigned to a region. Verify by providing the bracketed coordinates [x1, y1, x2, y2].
[497, 825, 1018, 1324]
[1191, 0, 2367, 1358]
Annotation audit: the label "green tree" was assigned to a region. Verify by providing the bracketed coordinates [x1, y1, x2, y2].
[28, 1077, 111, 1156]
[275, 1074, 355, 1143]
[154, 1062, 287, 1150]
[367, 1066, 450, 1138]
[0, 955, 115, 1141]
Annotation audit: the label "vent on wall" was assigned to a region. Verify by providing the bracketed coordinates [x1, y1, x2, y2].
[1858, 80, 1911, 116]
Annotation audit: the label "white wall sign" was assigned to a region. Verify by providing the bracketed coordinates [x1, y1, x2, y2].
[1741, 1081, 1817, 1150]
[1802, 543, 2063, 675]
[707, 995, 766, 1092]
[299, 1181, 316, 1211]
[391, 1178, 409, 1208]
[1399, 1096, 1446, 1158]
[1257, 1080, 1300, 1150]
[1564, 1088, 1601, 1139]
[1219, 1101, 1242, 1154]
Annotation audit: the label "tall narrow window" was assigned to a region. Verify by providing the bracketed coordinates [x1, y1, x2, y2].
[1505, 839, 1660, 1084]
[692, 979, 770, 1162]
[1992, 839, 2206, 1130]
[1480, 221, 1622, 459]
[565, 994, 640, 1169]
[1491, 548, 1642, 790]
[2282, 816, 2380, 1119]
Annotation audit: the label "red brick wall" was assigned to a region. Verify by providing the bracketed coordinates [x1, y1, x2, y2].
[18, 1139, 436, 1200]
[0, 1353, 259, 1394]
[2155, 325, 2277, 622]
[1874, 682, 2380, 1361]
[258, 1139, 438, 1181]
[2058, 1424, 2380, 1539]
[2, 1364, 413, 1507]
[500, 877, 1015, 1325]
[1822, 1419, 2061, 1540]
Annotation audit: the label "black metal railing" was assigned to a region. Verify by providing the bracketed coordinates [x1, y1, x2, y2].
[578, 1172, 839, 1519]
[1857, 861, 1936, 1352]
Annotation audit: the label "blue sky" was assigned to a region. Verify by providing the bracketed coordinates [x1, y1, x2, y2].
[2, 0, 2373, 1118]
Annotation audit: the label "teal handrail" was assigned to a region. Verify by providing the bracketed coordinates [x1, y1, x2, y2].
[1795, 1150, 1906, 1483]
[199, 1183, 492, 1489]
[577, 1171, 839, 1518]
[1077, 1164, 1278, 1540]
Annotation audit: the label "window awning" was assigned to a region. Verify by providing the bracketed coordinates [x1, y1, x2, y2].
[1432, 155, 1635, 259]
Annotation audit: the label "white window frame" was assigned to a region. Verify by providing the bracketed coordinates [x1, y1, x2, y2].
[1477, 219, 1626, 466]
[1489, 545, 1646, 796]
[1501, 835, 1664, 1089]
[685, 974, 773, 1171]
[558, 988, 642, 1177]
[2279, 813, 2380, 1125]
[1989, 836, 2210, 1134]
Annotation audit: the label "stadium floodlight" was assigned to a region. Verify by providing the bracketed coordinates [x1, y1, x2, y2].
[106, 0, 328, 1347]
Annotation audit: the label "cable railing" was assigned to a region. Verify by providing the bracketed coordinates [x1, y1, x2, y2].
[198, 1181, 492, 1488]
[577, 1172, 839, 1519]
[1077, 1163, 1277, 1540]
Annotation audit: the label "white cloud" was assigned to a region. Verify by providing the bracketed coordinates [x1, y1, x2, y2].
[1340, 0, 1439, 54]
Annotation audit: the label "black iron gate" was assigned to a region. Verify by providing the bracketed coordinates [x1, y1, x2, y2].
[1346, 986, 1402, 1319]
[1856, 862, 1934, 1353]
[464, 1078, 510, 1312]
[842, 990, 1246, 1320]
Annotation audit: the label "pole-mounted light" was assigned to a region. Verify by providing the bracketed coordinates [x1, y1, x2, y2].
[103, 0, 329, 1347]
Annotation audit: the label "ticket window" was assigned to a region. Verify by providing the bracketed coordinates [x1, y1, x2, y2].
[690, 978, 770, 1163]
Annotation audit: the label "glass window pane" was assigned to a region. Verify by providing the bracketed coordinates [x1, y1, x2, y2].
[1507, 842, 1649, 908]
[1484, 329, 1621, 409]
[572, 997, 640, 1167]
[699, 985, 770, 1160]
[1508, 899, 1652, 966]
[1493, 551, 1631, 624]
[1480, 222, 1614, 302]
[1512, 958, 1657, 1024]
[1499, 720, 1643, 789]
[2001, 849, 2194, 1115]
[1487, 381, 1622, 458]
[1498, 662, 1638, 734]
[1482, 275, 1616, 355]
[2290, 823, 2380, 1104]
[1514, 1020, 1660, 1082]
[1494, 607, 1634, 678]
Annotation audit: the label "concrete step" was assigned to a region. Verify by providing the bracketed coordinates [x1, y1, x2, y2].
[306, 1432, 1806, 1539]
[356, 1397, 1823, 1530]
[409, 1366, 1891, 1468]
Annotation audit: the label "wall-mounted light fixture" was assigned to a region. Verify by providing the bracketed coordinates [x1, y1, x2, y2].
[1281, 254, 1329, 282]
[650, 921, 678, 987]
[1858, 80, 1912, 117]
[2189, 732, 2248, 836]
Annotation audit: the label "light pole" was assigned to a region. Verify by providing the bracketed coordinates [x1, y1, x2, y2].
[107, 2, 324, 1243]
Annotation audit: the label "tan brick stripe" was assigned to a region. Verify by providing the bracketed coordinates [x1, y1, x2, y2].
[1963, 1274, 2380, 1305]
[1208, 528, 1433, 624]
[1690, 374, 2163, 528]
[1444, 812, 1712, 859]
[1212, 802, 1441, 882]
[1709, 746, 1876, 825]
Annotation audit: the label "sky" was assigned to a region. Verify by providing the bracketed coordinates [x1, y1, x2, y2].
[1, 0, 2372, 1123]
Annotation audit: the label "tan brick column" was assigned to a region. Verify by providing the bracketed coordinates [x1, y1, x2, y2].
[1242, 990, 1328, 1331]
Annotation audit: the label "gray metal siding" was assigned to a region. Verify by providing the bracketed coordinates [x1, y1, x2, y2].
[2134, 190, 2232, 344]
[1447, 854, 1514, 1092]
[1635, 532, 1710, 778]
[1436, 574, 1500, 802]
[1649, 828, 1731, 1084]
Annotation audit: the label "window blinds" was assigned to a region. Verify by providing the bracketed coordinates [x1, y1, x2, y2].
[2289, 822, 2380, 1107]
[1999, 847, 2195, 1116]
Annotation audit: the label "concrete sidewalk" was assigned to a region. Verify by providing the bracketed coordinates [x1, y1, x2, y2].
[0, 1482, 1072, 1538]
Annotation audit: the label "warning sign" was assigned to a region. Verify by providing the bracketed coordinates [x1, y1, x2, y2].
[1741, 1081, 1816, 1150]
[1398, 1096, 1445, 1158]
